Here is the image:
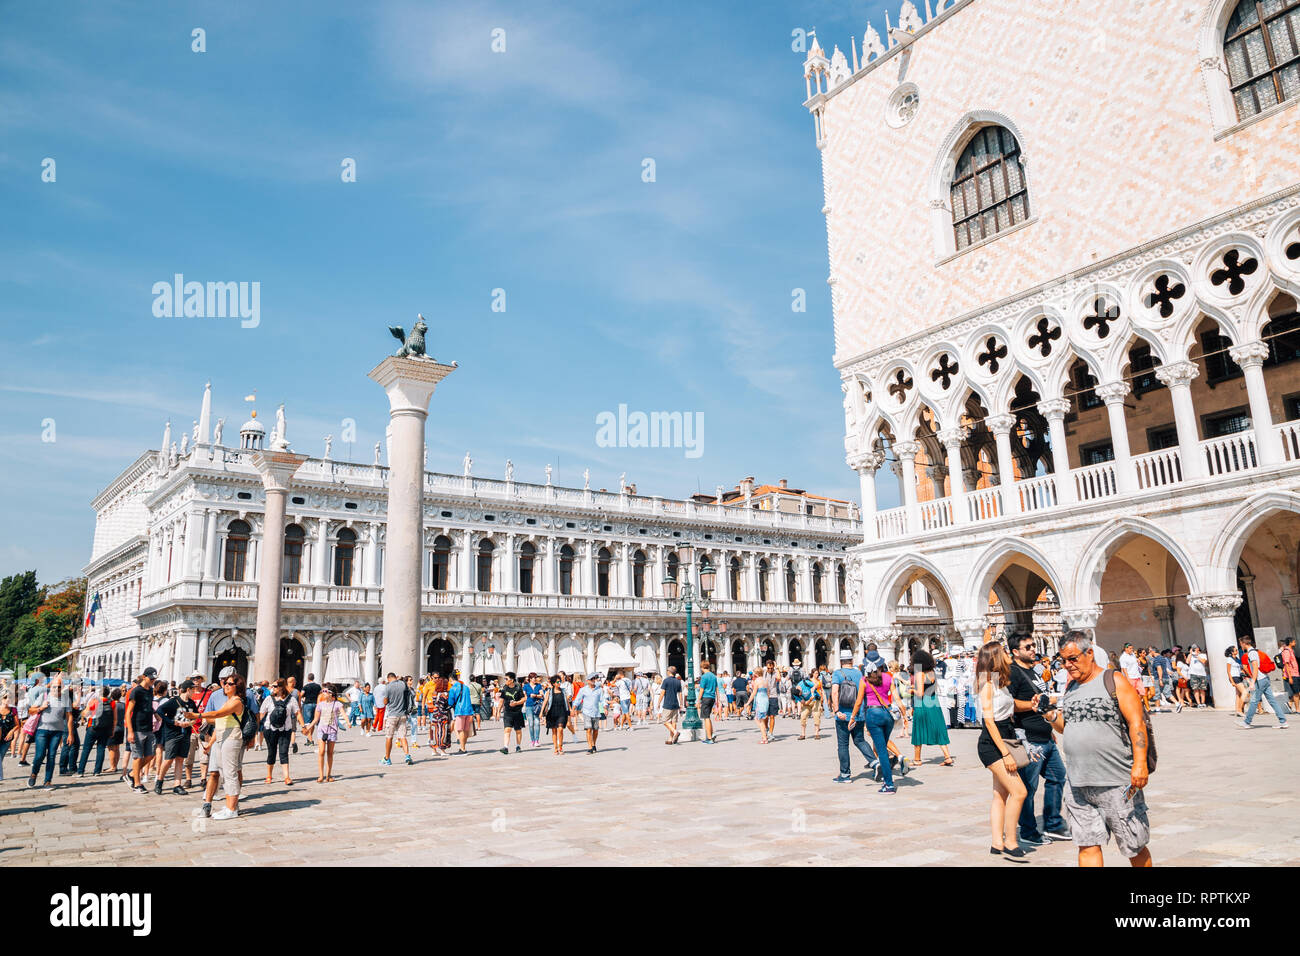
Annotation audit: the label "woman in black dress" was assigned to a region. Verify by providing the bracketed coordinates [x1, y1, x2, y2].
[542, 676, 570, 755]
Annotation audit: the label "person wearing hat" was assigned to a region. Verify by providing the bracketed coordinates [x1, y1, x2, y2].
[572, 673, 608, 754]
[830, 649, 875, 783]
[124, 667, 157, 793]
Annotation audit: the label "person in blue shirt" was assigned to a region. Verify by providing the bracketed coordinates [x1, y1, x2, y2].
[698, 660, 719, 744]
[522, 674, 545, 749]
[447, 671, 476, 755]
[572, 675, 608, 754]
[830, 649, 877, 783]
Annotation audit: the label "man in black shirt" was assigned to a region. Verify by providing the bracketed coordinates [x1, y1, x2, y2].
[301, 674, 321, 747]
[731, 673, 749, 718]
[1009, 633, 1069, 845]
[499, 673, 527, 754]
[125, 668, 157, 793]
[660, 666, 683, 744]
[154, 680, 199, 795]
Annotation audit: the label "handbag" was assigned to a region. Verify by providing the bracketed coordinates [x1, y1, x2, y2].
[1003, 739, 1031, 770]
[22, 713, 40, 736]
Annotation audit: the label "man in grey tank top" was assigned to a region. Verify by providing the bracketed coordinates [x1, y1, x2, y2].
[1047, 632, 1153, 867]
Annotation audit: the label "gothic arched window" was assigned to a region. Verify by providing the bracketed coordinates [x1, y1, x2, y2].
[950, 125, 1029, 251]
[1224, 0, 1300, 120]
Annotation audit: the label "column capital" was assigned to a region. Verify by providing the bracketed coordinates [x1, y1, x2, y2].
[1095, 381, 1131, 405]
[1186, 592, 1243, 620]
[1036, 398, 1072, 421]
[893, 440, 921, 460]
[1060, 605, 1103, 630]
[1228, 340, 1269, 369]
[1281, 592, 1300, 611]
[848, 450, 887, 473]
[936, 426, 970, 447]
[250, 451, 308, 493]
[954, 617, 987, 643]
[1153, 360, 1200, 388]
[1152, 603, 1175, 622]
[985, 413, 1017, 436]
[368, 356, 458, 415]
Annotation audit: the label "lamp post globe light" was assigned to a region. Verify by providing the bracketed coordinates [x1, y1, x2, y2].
[662, 549, 714, 739]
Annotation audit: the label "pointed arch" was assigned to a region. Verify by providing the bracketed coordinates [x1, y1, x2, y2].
[963, 536, 1064, 619]
[1072, 516, 1204, 607]
[870, 553, 956, 625]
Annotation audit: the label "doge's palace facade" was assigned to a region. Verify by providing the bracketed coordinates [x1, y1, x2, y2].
[807, 0, 1300, 708]
[75, 388, 860, 687]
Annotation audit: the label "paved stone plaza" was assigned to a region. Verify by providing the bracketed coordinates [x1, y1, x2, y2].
[1, 708, 1294, 867]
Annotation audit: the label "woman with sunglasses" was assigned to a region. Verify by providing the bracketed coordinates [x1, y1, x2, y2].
[194, 673, 247, 821]
[304, 684, 345, 782]
[542, 676, 571, 754]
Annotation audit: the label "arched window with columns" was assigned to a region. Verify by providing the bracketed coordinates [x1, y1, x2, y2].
[785, 560, 798, 602]
[633, 549, 647, 597]
[812, 562, 824, 603]
[283, 524, 304, 583]
[729, 556, 741, 600]
[1223, 0, 1300, 121]
[431, 535, 451, 590]
[597, 547, 612, 597]
[223, 520, 250, 582]
[334, 528, 357, 586]
[758, 559, 770, 601]
[559, 544, 574, 595]
[837, 564, 847, 604]
[476, 539, 494, 592]
[518, 541, 536, 594]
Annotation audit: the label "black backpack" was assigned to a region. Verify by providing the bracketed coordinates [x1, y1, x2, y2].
[238, 699, 259, 743]
[836, 674, 859, 712]
[270, 695, 289, 730]
[92, 699, 114, 735]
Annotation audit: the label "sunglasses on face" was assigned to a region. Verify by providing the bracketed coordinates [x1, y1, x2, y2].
[1060, 652, 1089, 664]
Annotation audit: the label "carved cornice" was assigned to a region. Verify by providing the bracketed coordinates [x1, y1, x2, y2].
[1060, 605, 1103, 630]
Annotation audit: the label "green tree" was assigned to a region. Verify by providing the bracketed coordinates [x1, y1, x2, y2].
[0, 570, 41, 668]
[5, 577, 85, 672]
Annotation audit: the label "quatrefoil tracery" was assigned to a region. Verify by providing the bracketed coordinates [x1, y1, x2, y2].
[977, 336, 1008, 375]
[1144, 274, 1186, 319]
[888, 368, 914, 403]
[1082, 297, 1120, 339]
[930, 353, 959, 390]
[1210, 249, 1258, 296]
[1027, 316, 1062, 357]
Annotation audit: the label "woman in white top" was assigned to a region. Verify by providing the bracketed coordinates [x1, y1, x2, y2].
[1187, 645, 1209, 708]
[1173, 653, 1192, 709]
[976, 641, 1031, 862]
[1225, 647, 1246, 715]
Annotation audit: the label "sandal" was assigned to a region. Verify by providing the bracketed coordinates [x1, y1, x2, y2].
[942, 757, 955, 766]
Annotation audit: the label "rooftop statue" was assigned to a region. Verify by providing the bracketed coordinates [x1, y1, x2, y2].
[389, 314, 431, 359]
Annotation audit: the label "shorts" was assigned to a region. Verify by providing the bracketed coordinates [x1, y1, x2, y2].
[1128, 676, 1144, 694]
[1189, 676, 1207, 691]
[453, 715, 474, 735]
[384, 714, 408, 739]
[661, 708, 680, 722]
[503, 709, 525, 731]
[163, 735, 190, 760]
[734, 692, 748, 709]
[1232, 676, 1244, 685]
[1064, 783, 1150, 858]
[725, 694, 735, 704]
[1289, 677, 1300, 695]
[585, 716, 601, 731]
[800, 699, 821, 720]
[700, 697, 715, 719]
[129, 732, 157, 759]
[318, 724, 338, 743]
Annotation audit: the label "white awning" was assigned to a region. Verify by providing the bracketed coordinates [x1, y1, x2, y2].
[515, 640, 546, 675]
[324, 646, 362, 684]
[633, 641, 659, 674]
[557, 640, 585, 674]
[595, 640, 638, 670]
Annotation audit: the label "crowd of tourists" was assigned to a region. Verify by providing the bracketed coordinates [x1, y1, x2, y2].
[0, 632, 1294, 866]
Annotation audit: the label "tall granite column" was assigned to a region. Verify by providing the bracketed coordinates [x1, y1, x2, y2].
[251, 449, 307, 682]
[369, 356, 458, 681]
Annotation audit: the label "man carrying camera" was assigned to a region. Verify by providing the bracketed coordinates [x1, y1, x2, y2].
[1008, 632, 1069, 846]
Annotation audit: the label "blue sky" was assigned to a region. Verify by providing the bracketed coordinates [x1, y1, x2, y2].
[0, 0, 896, 582]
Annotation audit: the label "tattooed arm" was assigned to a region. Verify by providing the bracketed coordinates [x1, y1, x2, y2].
[1113, 672, 1149, 791]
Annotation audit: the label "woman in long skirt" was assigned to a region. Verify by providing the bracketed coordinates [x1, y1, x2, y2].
[542, 676, 570, 754]
[909, 649, 953, 767]
[360, 683, 375, 735]
[428, 677, 451, 755]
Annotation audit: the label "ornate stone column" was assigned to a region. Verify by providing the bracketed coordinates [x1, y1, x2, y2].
[1229, 341, 1282, 465]
[196, 629, 210, 677]
[954, 617, 987, 651]
[657, 634, 668, 675]
[1037, 399, 1075, 504]
[183, 509, 206, 580]
[849, 450, 886, 540]
[310, 632, 324, 680]
[363, 522, 380, 589]
[313, 518, 330, 586]
[203, 509, 220, 581]
[1154, 361, 1204, 480]
[1152, 603, 1177, 648]
[936, 428, 970, 521]
[1096, 381, 1135, 493]
[546, 633, 557, 675]
[985, 414, 1021, 515]
[1187, 592, 1243, 710]
[369, 355, 457, 681]
[250, 448, 307, 682]
[893, 441, 922, 533]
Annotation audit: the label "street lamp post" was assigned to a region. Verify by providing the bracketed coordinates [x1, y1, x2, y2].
[662, 550, 715, 741]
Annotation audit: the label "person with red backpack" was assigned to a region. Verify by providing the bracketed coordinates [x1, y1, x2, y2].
[1238, 634, 1288, 730]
